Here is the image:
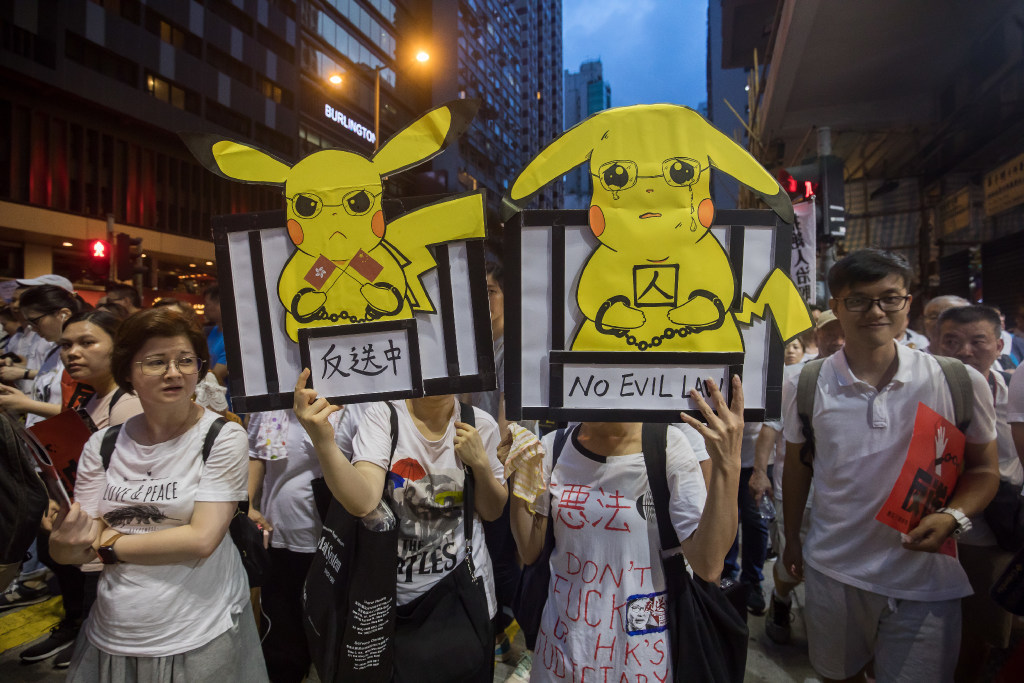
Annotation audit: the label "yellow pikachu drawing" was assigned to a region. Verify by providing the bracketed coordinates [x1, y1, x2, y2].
[506, 104, 810, 352]
[185, 100, 485, 342]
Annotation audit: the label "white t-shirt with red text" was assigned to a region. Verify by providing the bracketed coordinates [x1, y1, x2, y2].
[532, 425, 706, 683]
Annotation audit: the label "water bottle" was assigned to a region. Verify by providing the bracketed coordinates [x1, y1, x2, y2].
[360, 499, 396, 532]
[758, 495, 776, 523]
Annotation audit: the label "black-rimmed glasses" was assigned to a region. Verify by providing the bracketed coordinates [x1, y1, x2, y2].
[840, 295, 911, 313]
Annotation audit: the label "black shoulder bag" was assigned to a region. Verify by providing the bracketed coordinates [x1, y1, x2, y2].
[641, 423, 749, 683]
[100, 417, 271, 587]
[391, 402, 493, 683]
[304, 403, 400, 683]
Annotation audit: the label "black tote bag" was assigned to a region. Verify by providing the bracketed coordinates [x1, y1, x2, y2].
[641, 423, 749, 683]
[303, 404, 399, 683]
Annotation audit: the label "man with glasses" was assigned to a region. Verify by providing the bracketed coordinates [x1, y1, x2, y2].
[781, 249, 998, 682]
[935, 305, 1020, 681]
[104, 284, 141, 316]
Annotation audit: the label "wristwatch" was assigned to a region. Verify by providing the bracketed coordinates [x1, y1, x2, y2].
[936, 507, 972, 537]
[97, 533, 126, 565]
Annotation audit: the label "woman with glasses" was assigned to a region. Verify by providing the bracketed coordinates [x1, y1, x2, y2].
[49, 308, 267, 682]
[0, 285, 83, 426]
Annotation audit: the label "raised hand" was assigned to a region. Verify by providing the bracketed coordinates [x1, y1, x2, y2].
[293, 368, 341, 447]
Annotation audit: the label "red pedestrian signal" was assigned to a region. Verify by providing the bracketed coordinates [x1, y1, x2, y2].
[89, 240, 111, 280]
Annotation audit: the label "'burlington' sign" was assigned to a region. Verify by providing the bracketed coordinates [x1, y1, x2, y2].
[324, 104, 376, 145]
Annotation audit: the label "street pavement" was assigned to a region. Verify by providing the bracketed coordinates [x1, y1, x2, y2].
[0, 558, 823, 682]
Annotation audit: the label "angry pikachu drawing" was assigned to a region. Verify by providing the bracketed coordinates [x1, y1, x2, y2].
[185, 99, 486, 342]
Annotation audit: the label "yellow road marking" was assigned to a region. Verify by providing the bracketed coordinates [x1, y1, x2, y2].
[0, 597, 64, 652]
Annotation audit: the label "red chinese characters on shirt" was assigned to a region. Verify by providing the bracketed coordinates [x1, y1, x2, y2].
[557, 485, 632, 533]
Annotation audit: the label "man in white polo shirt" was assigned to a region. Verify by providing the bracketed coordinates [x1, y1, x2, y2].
[781, 249, 999, 683]
[935, 304, 1022, 681]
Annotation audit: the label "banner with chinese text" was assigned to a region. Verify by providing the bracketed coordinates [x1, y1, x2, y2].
[791, 199, 816, 304]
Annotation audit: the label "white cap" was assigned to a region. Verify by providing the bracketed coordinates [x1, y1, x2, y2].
[16, 274, 74, 292]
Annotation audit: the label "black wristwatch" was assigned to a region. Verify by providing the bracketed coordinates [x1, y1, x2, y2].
[97, 533, 125, 565]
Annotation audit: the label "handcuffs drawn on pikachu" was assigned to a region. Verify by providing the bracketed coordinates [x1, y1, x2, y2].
[506, 104, 811, 352]
[186, 100, 486, 343]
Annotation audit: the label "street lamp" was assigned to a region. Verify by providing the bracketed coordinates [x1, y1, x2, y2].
[373, 50, 430, 151]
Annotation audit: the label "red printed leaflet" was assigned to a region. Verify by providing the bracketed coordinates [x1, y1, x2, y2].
[875, 402, 964, 557]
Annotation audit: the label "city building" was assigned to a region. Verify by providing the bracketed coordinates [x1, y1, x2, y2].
[513, 0, 563, 210]
[0, 0, 564, 292]
[562, 58, 609, 209]
[706, 0, 767, 212]
[429, 0, 523, 217]
[0, 0, 301, 293]
[724, 0, 1024, 319]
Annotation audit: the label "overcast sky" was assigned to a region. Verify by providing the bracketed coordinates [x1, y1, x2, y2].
[562, 0, 709, 110]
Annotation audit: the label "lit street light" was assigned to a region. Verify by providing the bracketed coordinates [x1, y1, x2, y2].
[325, 51, 430, 152]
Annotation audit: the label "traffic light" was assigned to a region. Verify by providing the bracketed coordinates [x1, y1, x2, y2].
[115, 233, 146, 280]
[88, 239, 110, 279]
[776, 155, 846, 238]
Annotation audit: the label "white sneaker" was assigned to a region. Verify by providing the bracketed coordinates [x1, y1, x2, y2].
[506, 650, 532, 683]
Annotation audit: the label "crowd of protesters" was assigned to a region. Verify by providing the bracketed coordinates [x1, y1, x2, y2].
[1, 245, 1022, 683]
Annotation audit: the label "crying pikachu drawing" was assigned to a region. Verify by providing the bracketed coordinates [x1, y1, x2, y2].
[185, 99, 485, 342]
[507, 103, 811, 352]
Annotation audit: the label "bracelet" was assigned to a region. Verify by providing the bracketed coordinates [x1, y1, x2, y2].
[23, 368, 30, 380]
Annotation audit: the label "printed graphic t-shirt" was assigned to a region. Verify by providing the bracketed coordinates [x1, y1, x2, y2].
[74, 408, 250, 656]
[352, 400, 504, 615]
[531, 425, 706, 683]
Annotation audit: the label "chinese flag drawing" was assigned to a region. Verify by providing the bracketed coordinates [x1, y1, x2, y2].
[348, 249, 384, 282]
[876, 402, 965, 557]
[304, 255, 339, 289]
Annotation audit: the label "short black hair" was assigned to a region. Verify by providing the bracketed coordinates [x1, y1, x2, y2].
[105, 284, 141, 308]
[828, 249, 912, 295]
[203, 284, 220, 302]
[485, 259, 503, 292]
[937, 305, 1002, 336]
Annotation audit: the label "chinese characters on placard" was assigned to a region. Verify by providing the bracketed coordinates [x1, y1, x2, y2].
[321, 340, 403, 380]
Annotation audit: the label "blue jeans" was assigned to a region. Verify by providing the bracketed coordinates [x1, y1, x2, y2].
[724, 465, 772, 588]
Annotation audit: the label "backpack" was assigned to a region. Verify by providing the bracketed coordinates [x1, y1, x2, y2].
[99, 416, 271, 586]
[795, 354, 973, 469]
[0, 413, 48, 589]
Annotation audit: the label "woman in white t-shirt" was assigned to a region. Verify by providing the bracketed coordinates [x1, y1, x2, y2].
[509, 377, 745, 683]
[49, 308, 267, 682]
[293, 373, 508, 677]
[0, 284, 82, 426]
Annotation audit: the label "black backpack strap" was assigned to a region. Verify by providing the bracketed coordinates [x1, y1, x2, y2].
[198, 416, 238, 511]
[108, 388, 128, 419]
[387, 401, 399, 460]
[934, 355, 973, 434]
[457, 402, 478, 548]
[100, 424, 123, 470]
[201, 417, 229, 463]
[796, 358, 825, 470]
[640, 423, 681, 552]
[551, 427, 570, 470]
